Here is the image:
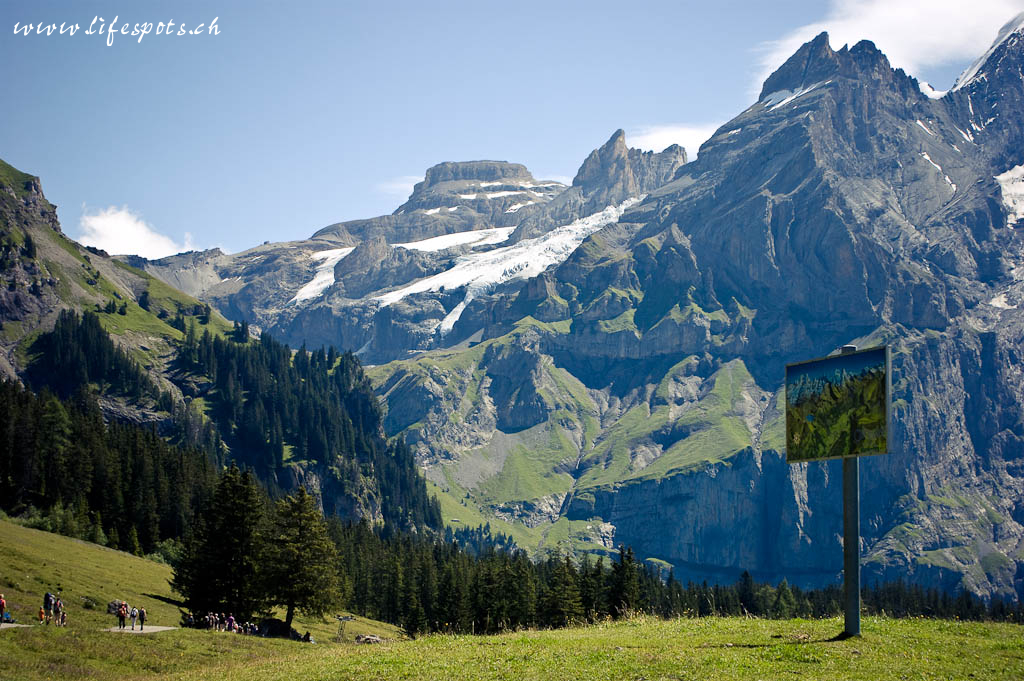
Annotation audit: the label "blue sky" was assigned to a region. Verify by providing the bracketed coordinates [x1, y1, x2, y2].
[1, 0, 1022, 256]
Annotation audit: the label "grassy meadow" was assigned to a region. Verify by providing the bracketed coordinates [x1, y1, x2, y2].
[1, 518, 1022, 681]
[0, 519, 398, 680]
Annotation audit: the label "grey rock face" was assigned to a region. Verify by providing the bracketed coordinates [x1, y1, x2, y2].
[369, 24, 1024, 601]
[946, 13, 1024, 174]
[573, 129, 686, 212]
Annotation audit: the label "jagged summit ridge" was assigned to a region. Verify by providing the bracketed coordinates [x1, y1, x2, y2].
[758, 32, 900, 105]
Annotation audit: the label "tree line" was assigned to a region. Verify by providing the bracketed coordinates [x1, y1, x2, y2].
[29, 309, 156, 400]
[21, 308, 440, 535]
[0, 379, 216, 556]
[179, 322, 441, 530]
[172, 465, 1022, 639]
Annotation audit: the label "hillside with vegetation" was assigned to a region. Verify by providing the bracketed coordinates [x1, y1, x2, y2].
[0, 159, 441, 532]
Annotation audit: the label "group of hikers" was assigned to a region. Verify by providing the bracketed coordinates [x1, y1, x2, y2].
[114, 600, 147, 630]
[185, 611, 260, 635]
[39, 592, 67, 626]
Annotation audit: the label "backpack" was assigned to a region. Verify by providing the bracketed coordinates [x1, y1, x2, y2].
[131, 607, 138, 618]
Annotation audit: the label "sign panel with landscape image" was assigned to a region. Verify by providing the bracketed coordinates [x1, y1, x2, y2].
[785, 346, 890, 463]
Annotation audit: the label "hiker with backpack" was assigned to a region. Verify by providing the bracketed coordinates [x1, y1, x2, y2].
[130, 605, 138, 630]
[138, 607, 146, 631]
[117, 601, 128, 629]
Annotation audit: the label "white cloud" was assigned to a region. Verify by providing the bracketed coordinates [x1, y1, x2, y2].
[755, 0, 1024, 95]
[626, 124, 723, 160]
[375, 175, 423, 200]
[78, 206, 194, 259]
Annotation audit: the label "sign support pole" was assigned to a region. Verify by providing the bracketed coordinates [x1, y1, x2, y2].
[843, 454, 860, 637]
[840, 343, 860, 637]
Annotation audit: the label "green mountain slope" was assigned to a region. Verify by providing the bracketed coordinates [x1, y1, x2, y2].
[0, 158, 231, 387]
[0, 159, 439, 533]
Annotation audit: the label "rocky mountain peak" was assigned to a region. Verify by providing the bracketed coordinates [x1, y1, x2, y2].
[421, 161, 533, 189]
[946, 12, 1024, 172]
[758, 32, 897, 105]
[0, 159, 58, 232]
[395, 159, 567, 223]
[953, 12, 1024, 92]
[572, 129, 629, 193]
[572, 129, 686, 208]
[759, 32, 839, 101]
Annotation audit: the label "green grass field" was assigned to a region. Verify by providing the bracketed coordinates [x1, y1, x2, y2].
[170, 615, 1024, 681]
[1, 519, 1021, 681]
[0, 519, 399, 680]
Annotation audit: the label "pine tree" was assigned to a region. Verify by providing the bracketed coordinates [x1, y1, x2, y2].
[540, 555, 583, 628]
[262, 487, 341, 631]
[609, 546, 641, 618]
[171, 465, 268, 620]
[737, 570, 756, 615]
[770, 579, 797, 619]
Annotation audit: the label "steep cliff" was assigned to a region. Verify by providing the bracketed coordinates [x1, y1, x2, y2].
[369, 25, 1024, 600]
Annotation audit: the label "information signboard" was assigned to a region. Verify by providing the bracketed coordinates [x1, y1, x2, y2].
[785, 345, 890, 464]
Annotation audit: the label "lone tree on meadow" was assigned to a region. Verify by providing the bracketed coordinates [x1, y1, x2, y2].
[172, 464, 269, 620]
[263, 487, 341, 631]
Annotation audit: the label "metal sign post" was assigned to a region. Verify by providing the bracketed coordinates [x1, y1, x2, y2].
[840, 344, 861, 638]
[842, 449, 860, 636]
[336, 614, 354, 642]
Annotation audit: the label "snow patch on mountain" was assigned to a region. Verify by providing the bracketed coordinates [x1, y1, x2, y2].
[989, 293, 1014, 309]
[918, 82, 947, 99]
[762, 81, 830, 110]
[996, 163, 1024, 223]
[290, 247, 355, 304]
[395, 227, 515, 252]
[375, 197, 644, 331]
[505, 201, 536, 213]
[953, 12, 1024, 91]
[458, 191, 530, 200]
[920, 153, 956, 191]
[916, 120, 935, 136]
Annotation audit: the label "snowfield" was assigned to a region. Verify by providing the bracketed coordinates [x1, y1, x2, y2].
[996, 164, 1024, 224]
[394, 227, 516, 252]
[375, 197, 644, 332]
[289, 247, 355, 304]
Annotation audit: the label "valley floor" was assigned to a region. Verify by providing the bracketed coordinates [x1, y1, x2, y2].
[2, 614, 1021, 681]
